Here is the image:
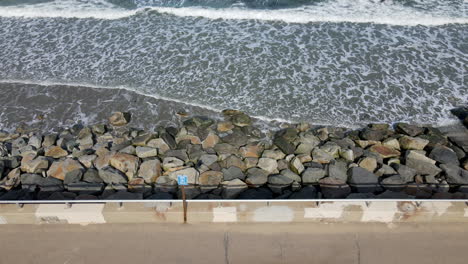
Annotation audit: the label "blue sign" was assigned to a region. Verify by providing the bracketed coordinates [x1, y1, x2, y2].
[177, 175, 188, 186]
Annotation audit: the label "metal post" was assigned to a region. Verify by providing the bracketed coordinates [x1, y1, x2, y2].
[182, 185, 187, 223]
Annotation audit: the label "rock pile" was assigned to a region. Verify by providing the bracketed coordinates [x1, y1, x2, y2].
[0, 109, 468, 200]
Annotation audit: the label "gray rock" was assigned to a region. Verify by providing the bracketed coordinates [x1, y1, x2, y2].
[262, 150, 286, 160]
[428, 146, 459, 165]
[231, 112, 252, 127]
[136, 146, 158, 158]
[21, 156, 49, 174]
[199, 154, 218, 166]
[221, 129, 248, 147]
[289, 157, 304, 174]
[399, 136, 429, 150]
[395, 123, 425, 137]
[63, 169, 84, 185]
[360, 127, 387, 141]
[98, 166, 128, 184]
[320, 142, 341, 158]
[42, 134, 57, 148]
[280, 169, 301, 183]
[375, 164, 397, 177]
[257, 158, 278, 174]
[138, 159, 162, 184]
[441, 164, 468, 185]
[222, 166, 245, 181]
[28, 135, 42, 149]
[312, 148, 334, 164]
[245, 168, 269, 186]
[347, 167, 380, 193]
[380, 175, 406, 191]
[132, 134, 154, 147]
[164, 150, 188, 162]
[273, 136, 295, 155]
[405, 150, 441, 177]
[214, 143, 238, 155]
[302, 167, 326, 184]
[391, 164, 417, 183]
[162, 157, 184, 171]
[1, 156, 21, 169]
[183, 116, 214, 129]
[83, 169, 103, 183]
[161, 132, 177, 150]
[268, 174, 293, 185]
[328, 160, 348, 181]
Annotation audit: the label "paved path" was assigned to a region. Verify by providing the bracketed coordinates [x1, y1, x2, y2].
[0, 222, 467, 264]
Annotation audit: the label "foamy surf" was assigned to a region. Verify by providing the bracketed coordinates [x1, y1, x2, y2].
[0, 0, 466, 25]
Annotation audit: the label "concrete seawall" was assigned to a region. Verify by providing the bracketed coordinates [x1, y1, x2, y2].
[1, 199, 468, 225]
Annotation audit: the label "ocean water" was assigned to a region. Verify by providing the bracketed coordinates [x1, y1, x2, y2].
[0, 0, 466, 132]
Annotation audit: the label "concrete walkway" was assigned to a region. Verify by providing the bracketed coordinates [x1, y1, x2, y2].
[0, 222, 467, 264]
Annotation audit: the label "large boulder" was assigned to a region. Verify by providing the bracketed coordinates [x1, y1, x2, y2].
[441, 164, 468, 185]
[109, 153, 139, 180]
[328, 160, 348, 181]
[391, 164, 417, 183]
[47, 159, 85, 183]
[311, 148, 334, 164]
[245, 168, 269, 186]
[395, 123, 424, 137]
[347, 167, 380, 193]
[368, 145, 401, 159]
[358, 157, 377, 172]
[380, 175, 406, 191]
[405, 150, 441, 177]
[44, 146, 68, 159]
[20, 155, 49, 174]
[239, 143, 263, 158]
[162, 157, 184, 171]
[0, 168, 21, 190]
[428, 146, 459, 165]
[257, 158, 278, 174]
[360, 127, 388, 141]
[199, 171, 223, 192]
[289, 157, 304, 174]
[280, 169, 302, 183]
[222, 166, 245, 181]
[267, 174, 293, 194]
[138, 159, 162, 183]
[108, 112, 131, 126]
[98, 166, 128, 184]
[399, 136, 429, 150]
[302, 167, 326, 184]
[135, 147, 158, 158]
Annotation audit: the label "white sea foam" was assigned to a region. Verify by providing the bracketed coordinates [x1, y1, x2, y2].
[0, 0, 466, 26]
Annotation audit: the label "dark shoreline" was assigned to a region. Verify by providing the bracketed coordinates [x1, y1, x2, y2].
[0, 106, 467, 201]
